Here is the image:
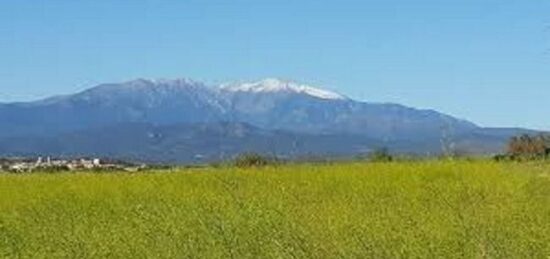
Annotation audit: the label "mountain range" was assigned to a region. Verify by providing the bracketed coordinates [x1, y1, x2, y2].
[0, 78, 533, 163]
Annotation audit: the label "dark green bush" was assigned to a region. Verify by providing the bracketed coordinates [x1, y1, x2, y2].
[39, 165, 71, 173]
[368, 148, 393, 162]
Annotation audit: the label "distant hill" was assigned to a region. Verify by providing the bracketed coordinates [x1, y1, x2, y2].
[0, 78, 536, 162]
[0, 122, 381, 164]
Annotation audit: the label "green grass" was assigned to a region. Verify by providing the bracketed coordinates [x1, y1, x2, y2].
[0, 161, 549, 258]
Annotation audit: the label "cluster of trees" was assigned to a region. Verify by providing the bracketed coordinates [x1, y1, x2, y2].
[504, 134, 550, 160]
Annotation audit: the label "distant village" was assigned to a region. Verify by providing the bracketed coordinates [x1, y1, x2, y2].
[0, 157, 147, 173]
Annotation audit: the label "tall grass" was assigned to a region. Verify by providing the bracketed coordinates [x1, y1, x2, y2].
[0, 161, 549, 258]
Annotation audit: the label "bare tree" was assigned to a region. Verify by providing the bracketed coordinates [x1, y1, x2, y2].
[507, 134, 550, 159]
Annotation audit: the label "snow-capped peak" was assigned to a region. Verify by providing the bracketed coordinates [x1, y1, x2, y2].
[222, 78, 346, 100]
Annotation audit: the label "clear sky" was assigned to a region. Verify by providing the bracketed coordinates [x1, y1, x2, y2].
[1, 0, 549, 129]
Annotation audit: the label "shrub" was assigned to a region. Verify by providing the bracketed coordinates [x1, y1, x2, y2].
[368, 148, 393, 162]
[493, 154, 511, 162]
[234, 153, 276, 168]
[39, 165, 71, 173]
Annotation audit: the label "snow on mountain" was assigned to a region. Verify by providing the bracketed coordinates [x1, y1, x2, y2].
[222, 78, 347, 100]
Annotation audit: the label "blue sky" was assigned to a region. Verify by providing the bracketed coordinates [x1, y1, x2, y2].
[0, 0, 549, 129]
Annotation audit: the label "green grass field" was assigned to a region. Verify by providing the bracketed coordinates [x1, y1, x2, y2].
[0, 161, 549, 258]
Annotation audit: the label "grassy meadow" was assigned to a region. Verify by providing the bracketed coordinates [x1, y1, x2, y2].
[0, 161, 549, 258]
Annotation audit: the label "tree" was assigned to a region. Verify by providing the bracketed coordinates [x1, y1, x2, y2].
[506, 134, 550, 160]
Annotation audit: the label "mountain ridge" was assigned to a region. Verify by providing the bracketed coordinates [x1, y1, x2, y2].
[0, 77, 535, 162]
